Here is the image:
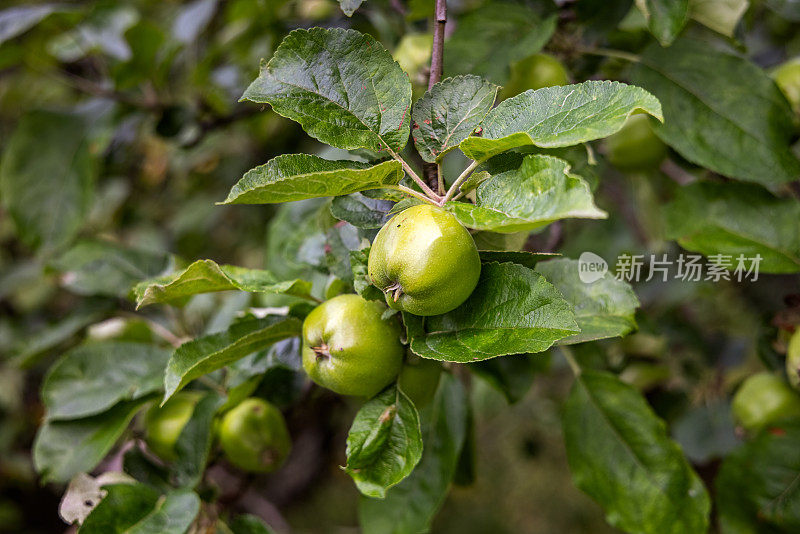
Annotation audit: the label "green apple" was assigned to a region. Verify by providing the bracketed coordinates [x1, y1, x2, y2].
[218, 398, 291, 473]
[501, 53, 569, 99]
[772, 58, 800, 113]
[144, 392, 201, 462]
[731, 372, 800, 432]
[368, 204, 481, 316]
[398, 356, 442, 408]
[604, 113, 667, 171]
[786, 329, 800, 389]
[302, 294, 404, 397]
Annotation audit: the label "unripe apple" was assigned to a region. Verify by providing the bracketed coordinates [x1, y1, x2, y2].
[144, 392, 201, 462]
[218, 398, 291, 473]
[603, 113, 667, 171]
[772, 58, 800, 113]
[786, 329, 800, 389]
[368, 204, 481, 316]
[731, 372, 800, 432]
[501, 53, 569, 100]
[302, 294, 404, 397]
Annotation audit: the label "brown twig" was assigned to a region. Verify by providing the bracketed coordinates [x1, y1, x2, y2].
[423, 0, 448, 194]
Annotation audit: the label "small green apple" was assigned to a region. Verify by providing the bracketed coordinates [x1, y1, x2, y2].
[501, 53, 569, 99]
[218, 398, 291, 473]
[731, 372, 800, 432]
[604, 113, 667, 171]
[772, 58, 800, 113]
[786, 329, 800, 389]
[368, 204, 481, 316]
[302, 294, 404, 397]
[144, 392, 201, 462]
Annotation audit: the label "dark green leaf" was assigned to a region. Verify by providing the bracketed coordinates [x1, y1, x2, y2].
[405, 262, 579, 362]
[42, 342, 169, 420]
[477, 251, 560, 268]
[163, 316, 301, 402]
[222, 155, 403, 205]
[470, 353, 549, 403]
[350, 247, 384, 301]
[445, 155, 606, 232]
[665, 181, 800, 273]
[345, 387, 423, 498]
[631, 37, 800, 189]
[11, 308, 106, 367]
[330, 192, 394, 229]
[228, 514, 278, 534]
[170, 392, 225, 488]
[0, 110, 95, 253]
[34, 397, 152, 483]
[563, 370, 710, 534]
[412, 75, 498, 162]
[636, 0, 689, 45]
[242, 28, 412, 152]
[459, 81, 663, 161]
[444, 3, 556, 84]
[535, 258, 639, 344]
[671, 401, 739, 464]
[80, 485, 200, 534]
[359, 374, 468, 534]
[134, 259, 312, 309]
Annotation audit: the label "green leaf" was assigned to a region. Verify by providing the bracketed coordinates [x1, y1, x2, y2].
[79, 485, 200, 534]
[443, 3, 556, 84]
[412, 75, 498, 163]
[631, 37, 800, 189]
[563, 370, 711, 534]
[163, 316, 301, 402]
[330, 192, 394, 229]
[34, 397, 152, 483]
[134, 259, 312, 309]
[11, 308, 107, 368]
[52, 240, 173, 298]
[689, 0, 749, 37]
[459, 81, 663, 161]
[339, 0, 366, 16]
[535, 258, 639, 344]
[170, 392, 225, 488]
[350, 247, 384, 302]
[665, 181, 800, 273]
[42, 342, 170, 420]
[478, 250, 560, 268]
[470, 353, 549, 404]
[444, 155, 606, 233]
[716, 418, 800, 533]
[0, 4, 67, 45]
[221, 155, 403, 205]
[405, 262, 579, 362]
[227, 514, 278, 534]
[636, 0, 689, 46]
[345, 387, 423, 498]
[359, 374, 468, 534]
[0, 110, 95, 253]
[241, 28, 412, 153]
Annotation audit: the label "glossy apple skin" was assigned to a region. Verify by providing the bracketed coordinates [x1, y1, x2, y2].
[398, 357, 442, 408]
[786, 329, 800, 389]
[144, 392, 200, 462]
[731, 372, 800, 432]
[501, 53, 569, 99]
[302, 294, 404, 397]
[218, 398, 291, 473]
[604, 113, 667, 171]
[368, 204, 481, 316]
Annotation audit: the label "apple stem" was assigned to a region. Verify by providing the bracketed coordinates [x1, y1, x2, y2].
[312, 344, 331, 360]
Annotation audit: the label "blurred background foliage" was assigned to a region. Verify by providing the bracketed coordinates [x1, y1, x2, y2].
[1, 0, 799, 532]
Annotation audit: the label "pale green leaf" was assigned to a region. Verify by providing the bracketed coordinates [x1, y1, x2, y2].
[412, 75, 498, 162]
[134, 259, 312, 309]
[690, 0, 748, 36]
[222, 155, 403, 205]
[444, 155, 606, 233]
[241, 28, 412, 152]
[0, 4, 67, 45]
[631, 37, 800, 189]
[345, 387, 422, 498]
[330, 192, 394, 229]
[535, 258, 639, 344]
[459, 81, 663, 161]
[563, 370, 711, 534]
[339, 0, 366, 16]
[163, 316, 301, 402]
[42, 342, 170, 420]
[636, 0, 689, 46]
[405, 262, 579, 362]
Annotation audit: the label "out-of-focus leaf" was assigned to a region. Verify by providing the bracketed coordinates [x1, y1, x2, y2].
[163, 316, 301, 402]
[79, 485, 199, 534]
[42, 342, 169, 420]
[345, 387, 422, 498]
[477, 251, 559, 268]
[470, 353, 549, 403]
[169, 392, 224, 488]
[665, 181, 800, 273]
[222, 156, 403, 205]
[535, 258, 639, 344]
[459, 82, 663, 161]
[339, 0, 366, 16]
[227, 514, 278, 534]
[350, 247, 384, 302]
[0, 111, 95, 253]
[635, 0, 689, 45]
[690, 0, 748, 36]
[360, 374, 467, 534]
[443, 3, 556, 84]
[172, 0, 216, 44]
[631, 37, 800, 189]
[34, 397, 152, 483]
[412, 76, 498, 162]
[59, 472, 135, 526]
[672, 401, 739, 464]
[242, 28, 412, 152]
[444, 155, 606, 233]
[331, 193, 394, 229]
[563, 370, 711, 534]
[405, 262, 579, 362]
[134, 259, 313, 308]
[11, 308, 107, 367]
[0, 4, 68, 45]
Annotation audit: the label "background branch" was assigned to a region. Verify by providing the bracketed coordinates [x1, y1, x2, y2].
[423, 0, 448, 194]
